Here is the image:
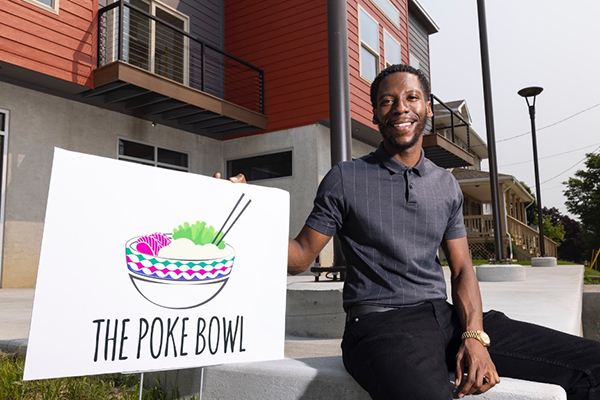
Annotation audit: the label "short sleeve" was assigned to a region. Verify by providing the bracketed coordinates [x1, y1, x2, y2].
[305, 164, 345, 237]
[443, 177, 467, 240]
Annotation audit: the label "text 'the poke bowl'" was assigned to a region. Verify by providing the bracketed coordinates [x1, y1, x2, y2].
[125, 235, 235, 309]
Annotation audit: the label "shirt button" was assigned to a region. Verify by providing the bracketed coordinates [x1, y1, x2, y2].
[409, 184, 414, 189]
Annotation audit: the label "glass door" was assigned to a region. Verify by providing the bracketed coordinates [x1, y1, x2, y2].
[122, 0, 188, 84]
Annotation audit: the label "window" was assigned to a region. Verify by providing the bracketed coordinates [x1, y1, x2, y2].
[118, 139, 189, 171]
[121, 0, 189, 84]
[369, 0, 400, 27]
[22, 0, 59, 14]
[359, 7, 379, 82]
[227, 151, 292, 182]
[409, 52, 420, 70]
[383, 31, 401, 67]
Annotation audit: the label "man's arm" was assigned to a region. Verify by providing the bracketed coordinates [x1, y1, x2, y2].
[442, 236, 500, 398]
[288, 225, 332, 275]
[214, 172, 332, 275]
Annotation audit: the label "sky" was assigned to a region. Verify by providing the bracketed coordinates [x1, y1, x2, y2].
[417, 0, 600, 218]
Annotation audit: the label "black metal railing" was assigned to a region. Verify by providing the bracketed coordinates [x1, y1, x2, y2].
[98, 1, 264, 114]
[429, 94, 471, 153]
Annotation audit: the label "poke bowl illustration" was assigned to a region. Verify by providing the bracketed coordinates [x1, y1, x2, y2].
[126, 194, 251, 309]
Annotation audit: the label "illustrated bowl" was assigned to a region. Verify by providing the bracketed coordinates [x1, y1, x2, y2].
[125, 235, 235, 309]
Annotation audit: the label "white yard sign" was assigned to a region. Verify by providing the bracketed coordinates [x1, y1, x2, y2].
[24, 148, 289, 380]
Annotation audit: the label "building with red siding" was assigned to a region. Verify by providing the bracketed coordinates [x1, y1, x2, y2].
[0, 0, 483, 287]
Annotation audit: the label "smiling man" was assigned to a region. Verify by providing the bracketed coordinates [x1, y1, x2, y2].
[283, 64, 600, 399]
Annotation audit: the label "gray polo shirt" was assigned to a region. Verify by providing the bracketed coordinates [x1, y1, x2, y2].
[306, 143, 466, 310]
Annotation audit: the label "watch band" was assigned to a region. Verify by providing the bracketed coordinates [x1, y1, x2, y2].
[461, 330, 480, 340]
[461, 330, 491, 347]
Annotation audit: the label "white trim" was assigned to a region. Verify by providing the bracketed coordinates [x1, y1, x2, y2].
[358, 6, 380, 82]
[21, 0, 59, 14]
[383, 29, 401, 67]
[117, 137, 190, 172]
[407, 0, 439, 34]
[369, 0, 400, 28]
[0, 109, 9, 287]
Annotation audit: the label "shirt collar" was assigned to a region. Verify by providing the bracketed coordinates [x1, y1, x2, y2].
[374, 141, 427, 176]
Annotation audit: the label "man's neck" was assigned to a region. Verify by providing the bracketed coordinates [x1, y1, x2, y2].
[382, 139, 423, 167]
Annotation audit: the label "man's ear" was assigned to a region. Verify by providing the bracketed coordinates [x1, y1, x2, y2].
[372, 109, 379, 125]
[426, 101, 433, 118]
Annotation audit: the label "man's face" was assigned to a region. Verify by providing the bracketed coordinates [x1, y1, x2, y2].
[372, 72, 433, 151]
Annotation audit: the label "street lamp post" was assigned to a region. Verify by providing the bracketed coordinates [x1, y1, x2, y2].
[517, 86, 546, 257]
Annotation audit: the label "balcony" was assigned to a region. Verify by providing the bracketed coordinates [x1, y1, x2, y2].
[423, 96, 484, 168]
[85, 1, 266, 139]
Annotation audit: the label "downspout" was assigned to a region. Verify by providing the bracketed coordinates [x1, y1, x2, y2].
[502, 180, 516, 261]
[327, 0, 351, 269]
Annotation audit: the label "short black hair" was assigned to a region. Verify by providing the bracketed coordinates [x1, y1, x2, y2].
[370, 64, 431, 109]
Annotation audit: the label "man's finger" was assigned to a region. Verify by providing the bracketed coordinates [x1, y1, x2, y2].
[477, 373, 500, 394]
[458, 370, 479, 398]
[455, 362, 463, 387]
[229, 173, 247, 184]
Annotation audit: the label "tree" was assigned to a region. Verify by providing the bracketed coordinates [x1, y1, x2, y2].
[543, 206, 584, 262]
[542, 215, 565, 246]
[564, 153, 600, 257]
[519, 181, 584, 261]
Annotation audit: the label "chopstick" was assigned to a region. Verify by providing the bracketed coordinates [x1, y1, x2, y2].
[213, 193, 252, 247]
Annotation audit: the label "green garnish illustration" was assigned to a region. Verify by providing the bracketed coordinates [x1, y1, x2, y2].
[173, 221, 226, 249]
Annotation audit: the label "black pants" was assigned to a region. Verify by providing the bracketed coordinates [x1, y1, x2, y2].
[341, 300, 600, 399]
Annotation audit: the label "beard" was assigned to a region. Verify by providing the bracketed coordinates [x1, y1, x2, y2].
[378, 116, 428, 151]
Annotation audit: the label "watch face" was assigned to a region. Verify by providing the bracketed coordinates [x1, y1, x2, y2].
[480, 331, 491, 346]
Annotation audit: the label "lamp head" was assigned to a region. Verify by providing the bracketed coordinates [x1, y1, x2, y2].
[518, 86, 544, 98]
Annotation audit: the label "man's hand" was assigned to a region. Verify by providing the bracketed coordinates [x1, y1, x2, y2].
[455, 339, 500, 397]
[214, 172, 246, 184]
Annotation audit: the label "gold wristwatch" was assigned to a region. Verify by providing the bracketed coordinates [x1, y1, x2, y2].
[461, 330, 491, 347]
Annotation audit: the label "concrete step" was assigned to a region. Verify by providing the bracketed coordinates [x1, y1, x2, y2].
[155, 266, 583, 399]
[155, 339, 566, 400]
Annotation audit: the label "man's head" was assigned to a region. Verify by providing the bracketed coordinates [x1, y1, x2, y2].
[371, 64, 433, 152]
[370, 64, 431, 109]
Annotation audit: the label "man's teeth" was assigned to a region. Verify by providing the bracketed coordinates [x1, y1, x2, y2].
[394, 122, 412, 127]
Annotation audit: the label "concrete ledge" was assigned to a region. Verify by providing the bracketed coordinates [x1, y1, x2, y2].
[532, 257, 558, 267]
[449, 373, 566, 400]
[162, 356, 566, 400]
[0, 338, 28, 356]
[476, 264, 527, 282]
[583, 285, 600, 341]
[286, 278, 344, 338]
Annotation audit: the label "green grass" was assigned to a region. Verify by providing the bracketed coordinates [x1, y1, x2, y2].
[0, 351, 182, 400]
[584, 267, 600, 284]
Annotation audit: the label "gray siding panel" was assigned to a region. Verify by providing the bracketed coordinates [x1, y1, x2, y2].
[408, 12, 430, 81]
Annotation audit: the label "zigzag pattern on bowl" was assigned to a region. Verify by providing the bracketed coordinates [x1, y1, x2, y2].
[126, 252, 234, 281]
